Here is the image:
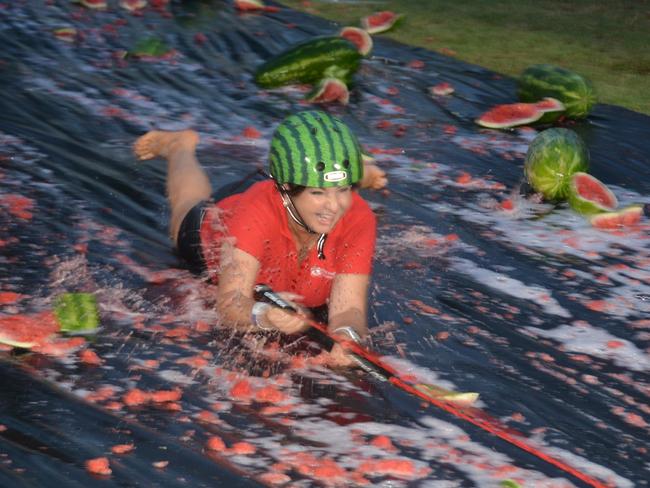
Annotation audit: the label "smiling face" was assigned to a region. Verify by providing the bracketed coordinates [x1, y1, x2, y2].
[289, 185, 353, 234]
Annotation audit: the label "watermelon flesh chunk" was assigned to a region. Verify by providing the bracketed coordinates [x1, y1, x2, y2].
[476, 102, 542, 129]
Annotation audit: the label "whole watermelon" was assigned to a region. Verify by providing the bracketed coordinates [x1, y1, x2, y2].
[518, 64, 596, 119]
[524, 128, 589, 201]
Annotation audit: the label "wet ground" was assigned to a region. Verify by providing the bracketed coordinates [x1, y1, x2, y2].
[0, 1, 649, 487]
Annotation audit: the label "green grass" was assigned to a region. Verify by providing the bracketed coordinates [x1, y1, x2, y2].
[279, 0, 650, 115]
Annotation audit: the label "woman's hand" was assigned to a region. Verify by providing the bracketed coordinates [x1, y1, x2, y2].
[264, 307, 310, 334]
[259, 292, 311, 335]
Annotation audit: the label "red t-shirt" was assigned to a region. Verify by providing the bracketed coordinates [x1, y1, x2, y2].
[200, 181, 376, 308]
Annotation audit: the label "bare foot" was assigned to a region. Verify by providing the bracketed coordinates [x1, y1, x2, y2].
[361, 163, 388, 190]
[133, 129, 199, 161]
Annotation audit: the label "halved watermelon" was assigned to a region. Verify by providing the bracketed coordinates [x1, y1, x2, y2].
[360, 11, 402, 35]
[339, 26, 373, 56]
[306, 78, 349, 105]
[568, 172, 617, 215]
[590, 205, 644, 230]
[476, 102, 542, 129]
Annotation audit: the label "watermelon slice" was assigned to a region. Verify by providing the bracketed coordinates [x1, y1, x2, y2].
[476, 102, 542, 129]
[54, 27, 77, 43]
[360, 11, 402, 35]
[306, 78, 349, 105]
[429, 82, 454, 96]
[339, 27, 373, 56]
[234, 0, 265, 11]
[535, 97, 565, 124]
[79, 0, 108, 9]
[590, 205, 644, 230]
[568, 172, 618, 215]
[0, 311, 60, 348]
[120, 0, 147, 11]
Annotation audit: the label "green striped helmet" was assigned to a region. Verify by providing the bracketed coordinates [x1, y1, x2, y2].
[269, 111, 363, 187]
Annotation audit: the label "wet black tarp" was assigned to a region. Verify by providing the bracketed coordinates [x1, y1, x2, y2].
[0, 1, 649, 487]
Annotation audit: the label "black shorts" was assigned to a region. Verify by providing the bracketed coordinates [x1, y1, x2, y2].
[176, 170, 266, 274]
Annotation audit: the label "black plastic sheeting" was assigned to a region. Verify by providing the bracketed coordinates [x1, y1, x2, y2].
[1, 1, 649, 487]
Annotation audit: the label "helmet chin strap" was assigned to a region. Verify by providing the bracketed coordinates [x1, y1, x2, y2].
[277, 184, 327, 260]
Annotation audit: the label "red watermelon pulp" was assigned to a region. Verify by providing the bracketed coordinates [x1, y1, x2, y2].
[568, 172, 617, 215]
[361, 11, 402, 35]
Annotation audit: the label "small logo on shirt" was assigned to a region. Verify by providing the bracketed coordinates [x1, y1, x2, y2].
[310, 267, 336, 279]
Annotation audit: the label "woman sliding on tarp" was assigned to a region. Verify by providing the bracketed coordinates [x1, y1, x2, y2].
[134, 110, 387, 366]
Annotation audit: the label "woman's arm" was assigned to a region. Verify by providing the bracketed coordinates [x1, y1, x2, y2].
[326, 273, 370, 367]
[216, 243, 310, 334]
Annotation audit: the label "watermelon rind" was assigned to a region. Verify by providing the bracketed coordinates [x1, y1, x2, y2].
[129, 37, 172, 58]
[413, 384, 479, 406]
[590, 205, 644, 230]
[306, 77, 349, 105]
[518, 64, 596, 119]
[476, 102, 542, 129]
[339, 27, 373, 56]
[360, 11, 403, 35]
[524, 128, 589, 201]
[568, 172, 618, 215]
[54, 292, 100, 334]
[254, 36, 361, 88]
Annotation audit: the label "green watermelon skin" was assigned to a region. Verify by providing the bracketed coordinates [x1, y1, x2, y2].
[254, 37, 361, 88]
[54, 293, 100, 333]
[524, 128, 590, 201]
[518, 64, 596, 119]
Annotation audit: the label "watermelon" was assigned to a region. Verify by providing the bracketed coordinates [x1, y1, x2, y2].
[53, 27, 77, 43]
[518, 64, 596, 119]
[430, 82, 454, 96]
[360, 11, 402, 35]
[306, 78, 349, 105]
[524, 128, 589, 201]
[120, 0, 147, 11]
[567, 172, 617, 215]
[476, 102, 542, 129]
[128, 37, 173, 58]
[339, 27, 373, 56]
[254, 36, 361, 88]
[534, 97, 565, 124]
[234, 0, 265, 11]
[590, 205, 644, 230]
[54, 292, 100, 333]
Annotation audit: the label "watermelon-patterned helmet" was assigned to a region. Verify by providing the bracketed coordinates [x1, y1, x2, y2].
[269, 111, 363, 187]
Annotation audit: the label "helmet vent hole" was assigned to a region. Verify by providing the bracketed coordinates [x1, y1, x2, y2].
[342, 159, 350, 168]
[316, 162, 325, 172]
[311, 127, 317, 135]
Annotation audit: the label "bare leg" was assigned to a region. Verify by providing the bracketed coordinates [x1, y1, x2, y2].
[133, 130, 212, 244]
